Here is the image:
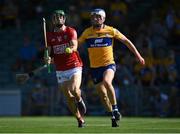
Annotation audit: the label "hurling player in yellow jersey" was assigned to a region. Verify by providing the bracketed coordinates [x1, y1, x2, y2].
[78, 8, 145, 127]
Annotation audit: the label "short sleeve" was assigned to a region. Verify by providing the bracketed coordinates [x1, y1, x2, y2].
[78, 30, 88, 44]
[69, 28, 77, 40]
[113, 28, 124, 40]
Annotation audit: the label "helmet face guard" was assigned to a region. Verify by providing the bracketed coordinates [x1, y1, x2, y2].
[90, 9, 106, 27]
[52, 10, 66, 27]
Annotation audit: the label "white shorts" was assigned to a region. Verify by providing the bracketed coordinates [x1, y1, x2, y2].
[56, 67, 82, 83]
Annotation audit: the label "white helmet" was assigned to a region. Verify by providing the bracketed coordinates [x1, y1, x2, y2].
[91, 8, 106, 18]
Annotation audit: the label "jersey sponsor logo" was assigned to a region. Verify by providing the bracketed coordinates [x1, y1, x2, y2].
[53, 43, 69, 54]
[95, 38, 103, 44]
[86, 37, 112, 48]
[90, 43, 109, 47]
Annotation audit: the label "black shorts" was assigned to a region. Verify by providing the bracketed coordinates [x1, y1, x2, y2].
[90, 64, 116, 84]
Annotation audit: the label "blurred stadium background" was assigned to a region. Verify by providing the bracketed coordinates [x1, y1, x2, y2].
[0, 0, 179, 118]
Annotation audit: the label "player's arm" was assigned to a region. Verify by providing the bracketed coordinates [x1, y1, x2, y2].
[114, 28, 145, 65]
[68, 29, 78, 52]
[78, 30, 87, 47]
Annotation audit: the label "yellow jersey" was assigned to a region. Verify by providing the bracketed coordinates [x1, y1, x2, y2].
[78, 25, 124, 68]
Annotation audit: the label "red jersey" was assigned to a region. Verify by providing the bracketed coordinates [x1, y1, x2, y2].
[47, 26, 83, 71]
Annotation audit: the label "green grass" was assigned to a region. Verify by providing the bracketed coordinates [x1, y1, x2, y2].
[0, 116, 179, 133]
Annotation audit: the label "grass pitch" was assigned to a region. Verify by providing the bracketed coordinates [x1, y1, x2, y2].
[0, 116, 179, 133]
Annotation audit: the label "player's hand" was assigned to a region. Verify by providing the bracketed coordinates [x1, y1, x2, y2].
[44, 56, 51, 64]
[137, 56, 145, 66]
[65, 47, 73, 54]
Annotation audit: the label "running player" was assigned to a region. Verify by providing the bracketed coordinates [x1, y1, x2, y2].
[78, 8, 145, 127]
[45, 9, 86, 127]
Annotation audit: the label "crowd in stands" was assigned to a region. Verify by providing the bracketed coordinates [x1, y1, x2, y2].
[0, 0, 179, 117]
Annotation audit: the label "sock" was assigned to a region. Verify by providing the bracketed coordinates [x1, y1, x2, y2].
[112, 105, 118, 111]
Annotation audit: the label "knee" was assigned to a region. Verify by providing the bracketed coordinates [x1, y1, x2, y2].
[61, 89, 71, 98]
[61, 90, 74, 102]
[63, 91, 73, 100]
[71, 87, 81, 98]
[103, 80, 112, 88]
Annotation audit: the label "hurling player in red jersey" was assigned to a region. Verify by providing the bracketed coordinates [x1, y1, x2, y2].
[45, 10, 86, 127]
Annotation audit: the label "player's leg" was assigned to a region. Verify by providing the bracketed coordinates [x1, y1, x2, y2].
[68, 72, 82, 101]
[56, 70, 84, 127]
[68, 73, 86, 127]
[96, 82, 112, 112]
[91, 64, 120, 115]
[68, 67, 86, 116]
[96, 76, 120, 127]
[90, 65, 120, 127]
[63, 67, 86, 127]
[103, 69, 117, 108]
[60, 83, 84, 127]
[96, 83, 121, 126]
[91, 66, 114, 113]
[103, 67, 121, 127]
[60, 83, 81, 117]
